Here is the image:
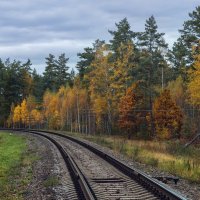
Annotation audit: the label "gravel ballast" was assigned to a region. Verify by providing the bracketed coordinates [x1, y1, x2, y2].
[15, 131, 200, 199]
[15, 132, 78, 200]
[76, 136, 200, 200]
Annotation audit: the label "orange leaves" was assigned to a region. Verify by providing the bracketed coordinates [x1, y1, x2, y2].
[153, 89, 183, 139]
[118, 83, 144, 135]
[118, 92, 135, 131]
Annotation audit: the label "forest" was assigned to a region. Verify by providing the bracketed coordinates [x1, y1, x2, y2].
[1, 6, 200, 140]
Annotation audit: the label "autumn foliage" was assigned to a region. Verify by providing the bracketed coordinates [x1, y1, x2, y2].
[187, 54, 200, 106]
[6, 15, 200, 140]
[9, 96, 43, 128]
[118, 83, 144, 136]
[153, 89, 183, 139]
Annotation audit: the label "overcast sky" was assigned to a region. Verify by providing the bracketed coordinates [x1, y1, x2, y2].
[0, 0, 199, 74]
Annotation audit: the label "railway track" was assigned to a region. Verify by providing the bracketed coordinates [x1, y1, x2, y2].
[26, 130, 94, 200]
[2, 129, 187, 200]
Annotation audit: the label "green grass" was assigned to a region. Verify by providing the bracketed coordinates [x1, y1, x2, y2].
[0, 131, 37, 200]
[57, 131, 200, 183]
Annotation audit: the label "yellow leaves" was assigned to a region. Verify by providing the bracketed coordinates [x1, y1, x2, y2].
[11, 95, 43, 127]
[89, 45, 114, 126]
[42, 84, 88, 130]
[13, 105, 21, 124]
[90, 46, 112, 96]
[187, 54, 200, 106]
[94, 98, 107, 115]
[43, 91, 61, 129]
[167, 76, 185, 107]
[31, 109, 43, 123]
[111, 42, 135, 99]
[57, 86, 65, 98]
[88, 42, 135, 131]
[21, 99, 29, 124]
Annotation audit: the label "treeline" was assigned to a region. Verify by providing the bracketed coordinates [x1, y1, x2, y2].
[3, 6, 200, 139]
[0, 54, 74, 125]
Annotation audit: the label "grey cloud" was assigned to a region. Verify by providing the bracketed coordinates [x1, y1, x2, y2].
[0, 0, 199, 73]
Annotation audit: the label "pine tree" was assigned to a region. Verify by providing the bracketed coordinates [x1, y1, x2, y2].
[32, 69, 44, 100]
[69, 69, 75, 87]
[55, 53, 69, 88]
[109, 18, 135, 53]
[169, 6, 200, 70]
[76, 39, 104, 87]
[77, 47, 94, 80]
[137, 15, 168, 135]
[0, 59, 6, 125]
[179, 6, 200, 64]
[167, 38, 188, 79]
[43, 54, 57, 91]
[3, 59, 33, 126]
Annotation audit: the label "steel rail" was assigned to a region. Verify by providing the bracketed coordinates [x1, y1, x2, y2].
[30, 131, 96, 200]
[29, 129, 187, 200]
[0, 128, 187, 200]
[1, 128, 96, 200]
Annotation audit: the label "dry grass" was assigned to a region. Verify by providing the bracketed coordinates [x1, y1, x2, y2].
[65, 132, 200, 183]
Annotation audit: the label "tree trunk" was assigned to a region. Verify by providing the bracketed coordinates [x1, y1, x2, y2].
[76, 93, 81, 133]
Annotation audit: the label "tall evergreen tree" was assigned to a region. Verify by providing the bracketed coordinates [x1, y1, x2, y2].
[43, 54, 57, 91]
[167, 38, 188, 79]
[55, 53, 70, 88]
[19, 59, 33, 99]
[76, 39, 105, 87]
[137, 15, 168, 135]
[32, 69, 44, 101]
[169, 6, 200, 72]
[43, 53, 70, 92]
[109, 18, 135, 53]
[1, 59, 33, 126]
[0, 59, 6, 126]
[69, 69, 75, 87]
[77, 47, 94, 80]
[179, 6, 200, 63]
